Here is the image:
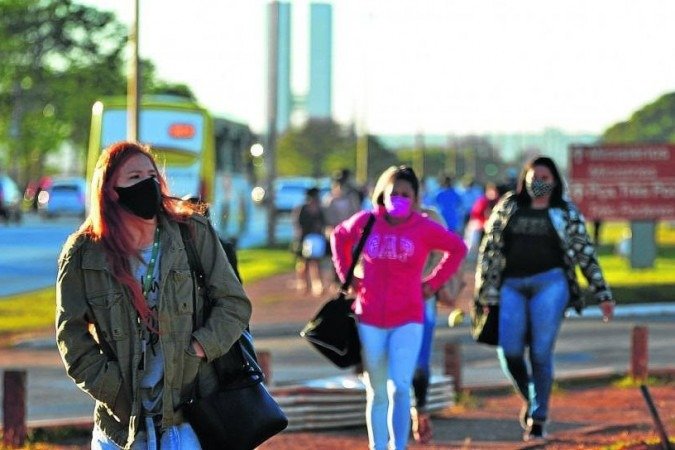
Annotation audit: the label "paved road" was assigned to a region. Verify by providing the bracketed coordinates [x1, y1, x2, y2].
[0, 210, 293, 297]
[0, 215, 77, 297]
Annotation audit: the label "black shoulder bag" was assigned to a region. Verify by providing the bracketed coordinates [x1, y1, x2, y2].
[470, 301, 499, 346]
[178, 223, 288, 450]
[300, 213, 376, 368]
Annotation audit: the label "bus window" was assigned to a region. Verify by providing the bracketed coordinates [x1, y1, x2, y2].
[87, 96, 256, 244]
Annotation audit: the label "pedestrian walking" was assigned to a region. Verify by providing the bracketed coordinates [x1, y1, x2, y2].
[411, 205, 462, 444]
[292, 186, 328, 296]
[475, 155, 615, 441]
[331, 165, 467, 450]
[463, 181, 502, 265]
[55, 141, 252, 449]
[434, 174, 464, 234]
[459, 176, 483, 230]
[369, 169, 465, 444]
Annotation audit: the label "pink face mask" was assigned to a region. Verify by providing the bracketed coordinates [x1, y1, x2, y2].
[384, 195, 412, 218]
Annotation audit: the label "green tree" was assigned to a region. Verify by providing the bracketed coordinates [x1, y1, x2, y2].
[603, 92, 675, 143]
[276, 118, 355, 178]
[276, 120, 399, 184]
[363, 135, 399, 182]
[0, 0, 128, 183]
[146, 79, 196, 101]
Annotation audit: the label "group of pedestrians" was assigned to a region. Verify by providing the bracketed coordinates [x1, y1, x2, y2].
[53, 140, 615, 450]
[328, 158, 614, 448]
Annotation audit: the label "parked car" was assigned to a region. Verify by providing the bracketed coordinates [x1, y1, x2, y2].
[0, 174, 22, 223]
[38, 176, 86, 219]
[252, 177, 331, 214]
[23, 176, 53, 211]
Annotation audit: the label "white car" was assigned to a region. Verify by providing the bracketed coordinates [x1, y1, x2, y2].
[0, 174, 22, 223]
[253, 177, 331, 213]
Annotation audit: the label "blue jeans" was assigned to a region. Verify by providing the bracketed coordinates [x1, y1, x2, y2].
[358, 322, 424, 450]
[497, 267, 568, 422]
[91, 419, 201, 450]
[413, 297, 436, 410]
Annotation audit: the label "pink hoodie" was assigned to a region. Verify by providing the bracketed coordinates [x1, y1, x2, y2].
[331, 207, 467, 327]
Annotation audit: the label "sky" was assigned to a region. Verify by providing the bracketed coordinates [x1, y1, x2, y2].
[77, 0, 675, 137]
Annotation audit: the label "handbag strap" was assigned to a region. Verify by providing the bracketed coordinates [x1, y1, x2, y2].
[178, 222, 207, 331]
[178, 222, 265, 384]
[178, 222, 264, 381]
[340, 213, 376, 293]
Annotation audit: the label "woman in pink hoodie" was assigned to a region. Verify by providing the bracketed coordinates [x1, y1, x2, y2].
[331, 166, 467, 450]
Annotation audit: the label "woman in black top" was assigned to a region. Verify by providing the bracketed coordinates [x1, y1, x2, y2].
[475, 156, 614, 442]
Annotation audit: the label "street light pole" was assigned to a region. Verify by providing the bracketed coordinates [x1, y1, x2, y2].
[356, 128, 368, 185]
[266, 1, 280, 246]
[413, 131, 425, 179]
[127, 0, 140, 141]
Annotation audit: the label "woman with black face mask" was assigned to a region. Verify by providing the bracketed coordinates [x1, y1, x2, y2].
[56, 141, 251, 449]
[475, 156, 614, 442]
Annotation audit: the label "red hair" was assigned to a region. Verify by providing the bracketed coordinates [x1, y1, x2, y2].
[78, 141, 202, 330]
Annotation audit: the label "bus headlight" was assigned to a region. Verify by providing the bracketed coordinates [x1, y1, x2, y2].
[251, 186, 266, 204]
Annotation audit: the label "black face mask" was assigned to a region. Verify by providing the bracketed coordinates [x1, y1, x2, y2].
[115, 177, 161, 219]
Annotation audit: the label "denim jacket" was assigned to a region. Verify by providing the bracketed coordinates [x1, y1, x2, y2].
[56, 214, 251, 448]
[474, 192, 612, 312]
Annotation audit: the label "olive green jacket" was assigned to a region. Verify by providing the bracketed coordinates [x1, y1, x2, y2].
[55, 214, 251, 449]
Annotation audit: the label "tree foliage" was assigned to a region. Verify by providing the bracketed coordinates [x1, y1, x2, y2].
[396, 136, 506, 184]
[0, 0, 195, 185]
[0, 0, 128, 182]
[363, 135, 399, 181]
[603, 92, 675, 143]
[276, 119, 399, 183]
[276, 119, 355, 178]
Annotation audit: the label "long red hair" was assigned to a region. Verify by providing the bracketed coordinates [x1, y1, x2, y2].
[78, 141, 203, 330]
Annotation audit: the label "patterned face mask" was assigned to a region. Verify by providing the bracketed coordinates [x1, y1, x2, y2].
[526, 179, 554, 198]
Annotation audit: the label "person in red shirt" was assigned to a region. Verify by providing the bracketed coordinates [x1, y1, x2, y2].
[463, 182, 502, 264]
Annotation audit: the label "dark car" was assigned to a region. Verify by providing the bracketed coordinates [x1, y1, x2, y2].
[0, 174, 23, 223]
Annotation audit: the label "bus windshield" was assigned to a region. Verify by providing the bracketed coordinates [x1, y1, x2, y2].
[101, 109, 206, 154]
[87, 96, 256, 243]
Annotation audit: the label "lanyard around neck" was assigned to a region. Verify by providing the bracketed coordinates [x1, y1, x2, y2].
[142, 226, 161, 298]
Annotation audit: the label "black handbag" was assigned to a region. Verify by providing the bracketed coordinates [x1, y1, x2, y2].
[470, 301, 499, 346]
[300, 214, 375, 368]
[179, 223, 288, 450]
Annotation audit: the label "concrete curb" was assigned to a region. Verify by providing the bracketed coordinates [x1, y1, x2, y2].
[10, 302, 675, 349]
[566, 302, 675, 319]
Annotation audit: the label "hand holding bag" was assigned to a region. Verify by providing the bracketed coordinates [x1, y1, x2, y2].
[179, 223, 288, 450]
[300, 213, 376, 368]
[183, 331, 287, 450]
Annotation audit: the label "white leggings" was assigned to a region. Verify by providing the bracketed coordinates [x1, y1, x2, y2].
[358, 322, 423, 450]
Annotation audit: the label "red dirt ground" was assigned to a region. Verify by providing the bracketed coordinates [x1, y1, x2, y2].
[257, 382, 675, 449]
[250, 271, 675, 449]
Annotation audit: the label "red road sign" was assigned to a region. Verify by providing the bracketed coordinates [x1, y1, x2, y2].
[569, 144, 675, 220]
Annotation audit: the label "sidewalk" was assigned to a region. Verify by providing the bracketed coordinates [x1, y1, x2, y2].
[246, 268, 675, 337]
[246, 269, 478, 336]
